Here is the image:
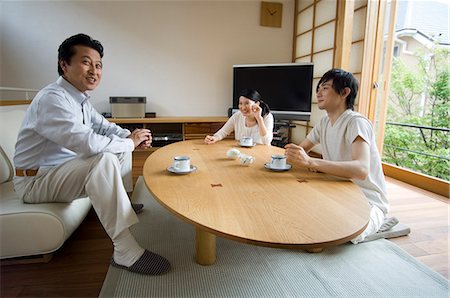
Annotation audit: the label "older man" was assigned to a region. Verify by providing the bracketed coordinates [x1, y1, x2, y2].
[13, 33, 170, 275]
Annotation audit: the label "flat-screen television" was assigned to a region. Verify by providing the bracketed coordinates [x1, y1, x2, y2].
[232, 63, 314, 121]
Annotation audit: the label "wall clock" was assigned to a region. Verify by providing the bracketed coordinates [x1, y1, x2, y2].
[260, 1, 283, 28]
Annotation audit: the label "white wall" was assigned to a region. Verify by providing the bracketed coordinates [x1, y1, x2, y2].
[0, 0, 294, 116]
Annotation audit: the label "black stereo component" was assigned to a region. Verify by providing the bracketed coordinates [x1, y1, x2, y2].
[152, 133, 183, 147]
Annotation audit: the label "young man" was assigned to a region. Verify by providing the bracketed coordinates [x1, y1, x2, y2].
[285, 68, 397, 243]
[13, 34, 170, 274]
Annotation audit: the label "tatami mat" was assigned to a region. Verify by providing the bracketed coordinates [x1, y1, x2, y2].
[100, 177, 449, 297]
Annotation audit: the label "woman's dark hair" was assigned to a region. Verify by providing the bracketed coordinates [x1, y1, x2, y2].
[239, 89, 270, 117]
[317, 68, 359, 110]
[57, 33, 104, 75]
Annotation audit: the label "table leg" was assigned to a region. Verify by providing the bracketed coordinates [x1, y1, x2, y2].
[195, 228, 216, 265]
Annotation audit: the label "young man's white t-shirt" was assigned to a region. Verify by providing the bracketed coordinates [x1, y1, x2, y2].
[306, 109, 389, 215]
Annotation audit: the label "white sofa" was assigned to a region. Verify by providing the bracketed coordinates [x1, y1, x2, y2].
[0, 106, 92, 260]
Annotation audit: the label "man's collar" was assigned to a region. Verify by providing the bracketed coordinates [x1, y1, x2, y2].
[56, 76, 90, 104]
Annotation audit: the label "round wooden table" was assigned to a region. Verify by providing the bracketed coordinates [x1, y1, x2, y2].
[143, 139, 370, 265]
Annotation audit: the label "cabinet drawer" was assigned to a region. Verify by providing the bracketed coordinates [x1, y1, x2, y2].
[131, 149, 155, 185]
[184, 122, 225, 135]
[184, 134, 206, 140]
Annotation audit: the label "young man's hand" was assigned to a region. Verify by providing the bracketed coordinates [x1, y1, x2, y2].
[285, 143, 312, 169]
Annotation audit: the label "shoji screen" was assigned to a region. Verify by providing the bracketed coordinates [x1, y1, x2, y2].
[291, 0, 369, 143]
[292, 0, 337, 142]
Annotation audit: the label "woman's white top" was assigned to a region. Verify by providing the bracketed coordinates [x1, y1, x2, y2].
[213, 111, 274, 145]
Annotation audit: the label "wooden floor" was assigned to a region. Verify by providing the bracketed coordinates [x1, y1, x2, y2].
[0, 177, 448, 297]
[385, 177, 449, 279]
[0, 209, 112, 297]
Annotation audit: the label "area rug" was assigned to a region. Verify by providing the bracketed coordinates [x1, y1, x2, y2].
[100, 177, 449, 297]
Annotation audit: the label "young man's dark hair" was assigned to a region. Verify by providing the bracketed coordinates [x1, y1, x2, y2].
[57, 33, 104, 75]
[316, 68, 359, 110]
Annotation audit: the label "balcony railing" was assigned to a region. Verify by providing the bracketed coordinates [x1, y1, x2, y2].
[382, 121, 450, 181]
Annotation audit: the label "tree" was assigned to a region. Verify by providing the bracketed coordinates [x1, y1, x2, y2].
[389, 59, 425, 117]
[383, 44, 449, 181]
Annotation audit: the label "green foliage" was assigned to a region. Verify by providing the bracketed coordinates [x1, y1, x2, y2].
[430, 72, 450, 129]
[383, 44, 450, 181]
[388, 59, 425, 117]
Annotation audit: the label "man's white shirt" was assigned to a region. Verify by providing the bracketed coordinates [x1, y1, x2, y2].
[14, 76, 134, 169]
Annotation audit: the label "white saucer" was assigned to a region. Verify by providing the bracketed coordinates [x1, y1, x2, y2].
[167, 165, 197, 174]
[264, 163, 292, 172]
[239, 142, 256, 148]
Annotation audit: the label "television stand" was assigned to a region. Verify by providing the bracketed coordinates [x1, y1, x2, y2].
[272, 120, 295, 148]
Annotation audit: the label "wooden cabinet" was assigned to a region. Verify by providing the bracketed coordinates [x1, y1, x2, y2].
[184, 122, 228, 140]
[108, 117, 231, 184]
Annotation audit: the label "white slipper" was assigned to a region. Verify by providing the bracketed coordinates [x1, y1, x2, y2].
[378, 216, 400, 233]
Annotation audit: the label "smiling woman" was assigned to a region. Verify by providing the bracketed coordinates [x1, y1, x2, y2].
[205, 89, 274, 145]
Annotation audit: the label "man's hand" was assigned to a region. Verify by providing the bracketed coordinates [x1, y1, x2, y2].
[128, 128, 152, 149]
[285, 143, 312, 169]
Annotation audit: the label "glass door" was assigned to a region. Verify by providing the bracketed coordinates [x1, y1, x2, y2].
[371, 0, 449, 196]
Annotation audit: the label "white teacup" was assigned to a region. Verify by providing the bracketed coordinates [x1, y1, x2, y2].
[240, 137, 253, 147]
[173, 156, 191, 172]
[239, 154, 255, 166]
[226, 148, 241, 159]
[270, 154, 287, 169]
